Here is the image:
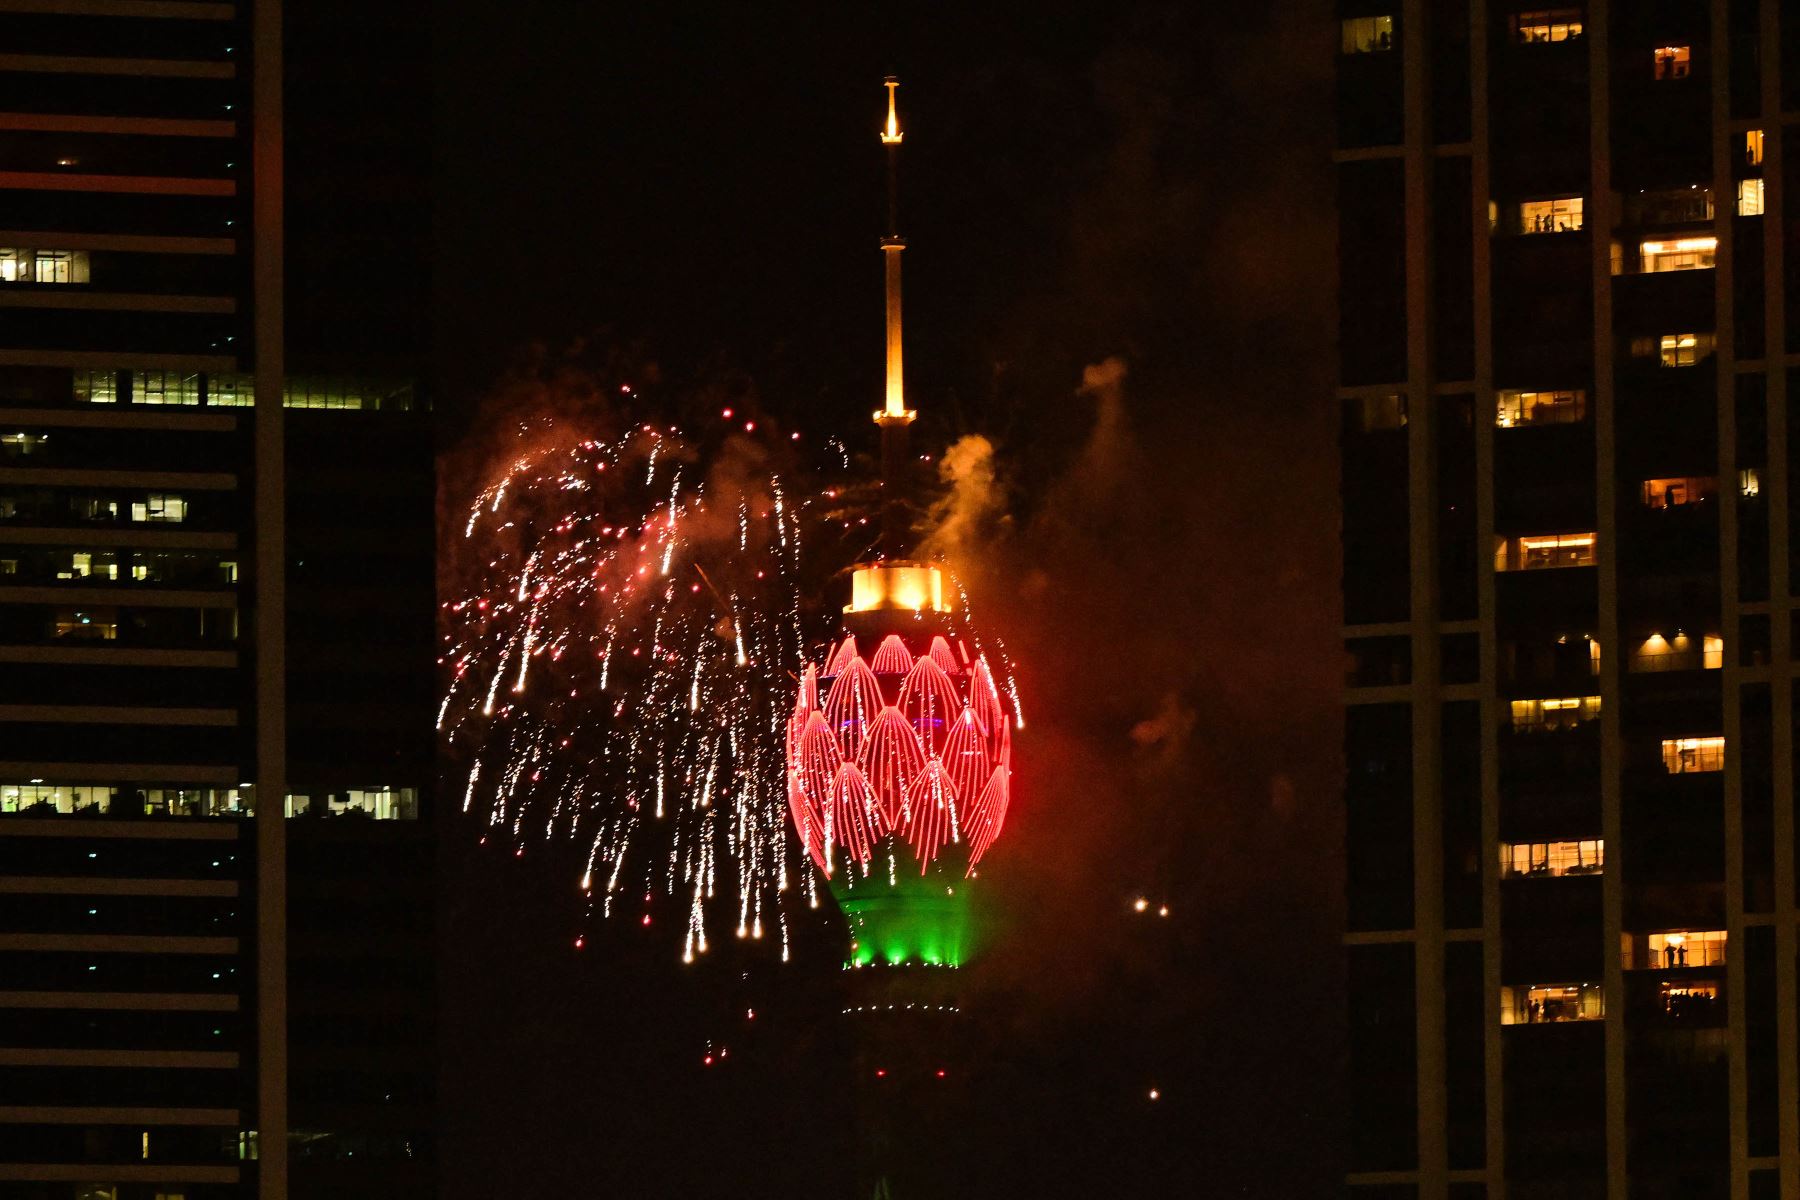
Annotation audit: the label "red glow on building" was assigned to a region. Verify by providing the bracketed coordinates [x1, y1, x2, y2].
[786, 617, 1014, 877]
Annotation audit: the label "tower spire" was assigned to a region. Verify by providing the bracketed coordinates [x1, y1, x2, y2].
[877, 76, 913, 428]
[874, 77, 916, 558]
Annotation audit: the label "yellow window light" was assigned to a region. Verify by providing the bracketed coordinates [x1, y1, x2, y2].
[847, 562, 950, 614]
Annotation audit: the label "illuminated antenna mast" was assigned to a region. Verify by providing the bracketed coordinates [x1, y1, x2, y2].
[875, 77, 915, 556]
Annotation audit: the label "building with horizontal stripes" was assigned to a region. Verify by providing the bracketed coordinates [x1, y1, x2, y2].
[0, 2, 435, 1198]
[1339, 3, 1800, 1198]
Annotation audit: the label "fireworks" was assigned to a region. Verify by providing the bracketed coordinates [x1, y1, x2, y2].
[441, 411, 817, 962]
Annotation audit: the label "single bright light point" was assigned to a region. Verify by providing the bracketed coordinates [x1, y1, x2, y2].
[1133, 897, 1149, 913]
[1148, 1088, 1160, 1101]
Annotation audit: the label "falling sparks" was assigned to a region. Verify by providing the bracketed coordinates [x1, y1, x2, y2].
[442, 416, 818, 962]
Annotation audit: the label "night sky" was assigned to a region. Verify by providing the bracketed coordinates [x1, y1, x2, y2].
[431, 4, 1343, 1196]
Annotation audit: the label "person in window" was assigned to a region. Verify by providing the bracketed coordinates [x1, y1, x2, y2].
[1664, 943, 1679, 968]
[1377, 28, 1391, 51]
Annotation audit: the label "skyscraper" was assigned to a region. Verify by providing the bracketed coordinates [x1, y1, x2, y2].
[0, 2, 435, 1197]
[1340, 4, 1798, 1197]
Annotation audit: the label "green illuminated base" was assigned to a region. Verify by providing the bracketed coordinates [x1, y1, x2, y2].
[832, 861, 974, 968]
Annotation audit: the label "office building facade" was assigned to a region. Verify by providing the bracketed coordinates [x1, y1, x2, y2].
[1341, 3, 1800, 1197]
[0, 1, 434, 1197]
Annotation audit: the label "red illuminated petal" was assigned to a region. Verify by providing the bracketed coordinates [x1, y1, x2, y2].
[856, 706, 927, 827]
[897, 655, 960, 756]
[823, 656, 883, 760]
[871, 633, 914, 675]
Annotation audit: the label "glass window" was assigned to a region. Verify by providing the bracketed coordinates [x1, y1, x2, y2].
[133, 371, 201, 406]
[1512, 9, 1583, 42]
[1501, 839, 1605, 877]
[1659, 981, 1719, 1019]
[32, 250, 88, 284]
[208, 374, 253, 407]
[1497, 388, 1586, 427]
[1746, 130, 1764, 166]
[1501, 982, 1604, 1024]
[0, 248, 88, 283]
[1630, 632, 1723, 672]
[1495, 532, 1597, 571]
[1625, 187, 1713, 226]
[1519, 196, 1584, 234]
[1630, 332, 1715, 366]
[1628, 930, 1727, 969]
[1740, 468, 1762, 497]
[74, 370, 117, 404]
[1509, 695, 1601, 732]
[1342, 16, 1394, 54]
[1, 431, 49, 457]
[131, 494, 187, 523]
[1642, 476, 1717, 508]
[1738, 178, 1766, 216]
[1655, 45, 1691, 80]
[1639, 237, 1717, 273]
[52, 607, 118, 640]
[1662, 736, 1725, 773]
[284, 787, 420, 820]
[0, 783, 245, 817]
[1346, 392, 1407, 432]
[72, 496, 119, 522]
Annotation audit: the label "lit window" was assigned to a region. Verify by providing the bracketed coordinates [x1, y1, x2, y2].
[1639, 236, 1717, 273]
[52, 609, 118, 641]
[1345, 392, 1406, 432]
[1519, 196, 1584, 234]
[1627, 930, 1727, 970]
[1631, 332, 1715, 366]
[60, 551, 118, 581]
[1745, 130, 1764, 166]
[1661, 736, 1724, 774]
[1510, 695, 1601, 732]
[1341, 16, 1394, 54]
[1496, 388, 1585, 427]
[1654, 45, 1691, 79]
[1495, 532, 1597, 571]
[133, 370, 200, 406]
[1641, 476, 1716, 508]
[1740, 467, 1762, 497]
[1512, 9, 1583, 42]
[32, 250, 88, 283]
[1501, 839, 1605, 877]
[73, 496, 118, 522]
[74, 370, 116, 404]
[284, 787, 420, 820]
[272, 377, 415, 412]
[131, 494, 187, 523]
[209, 374, 254, 406]
[1, 431, 48, 457]
[1738, 178, 1766, 216]
[1630, 632, 1723, 672]
[1501, 982, 1604, 1024]
[1660, 981, 1719, 1019]
[0, 248, 87, 283]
